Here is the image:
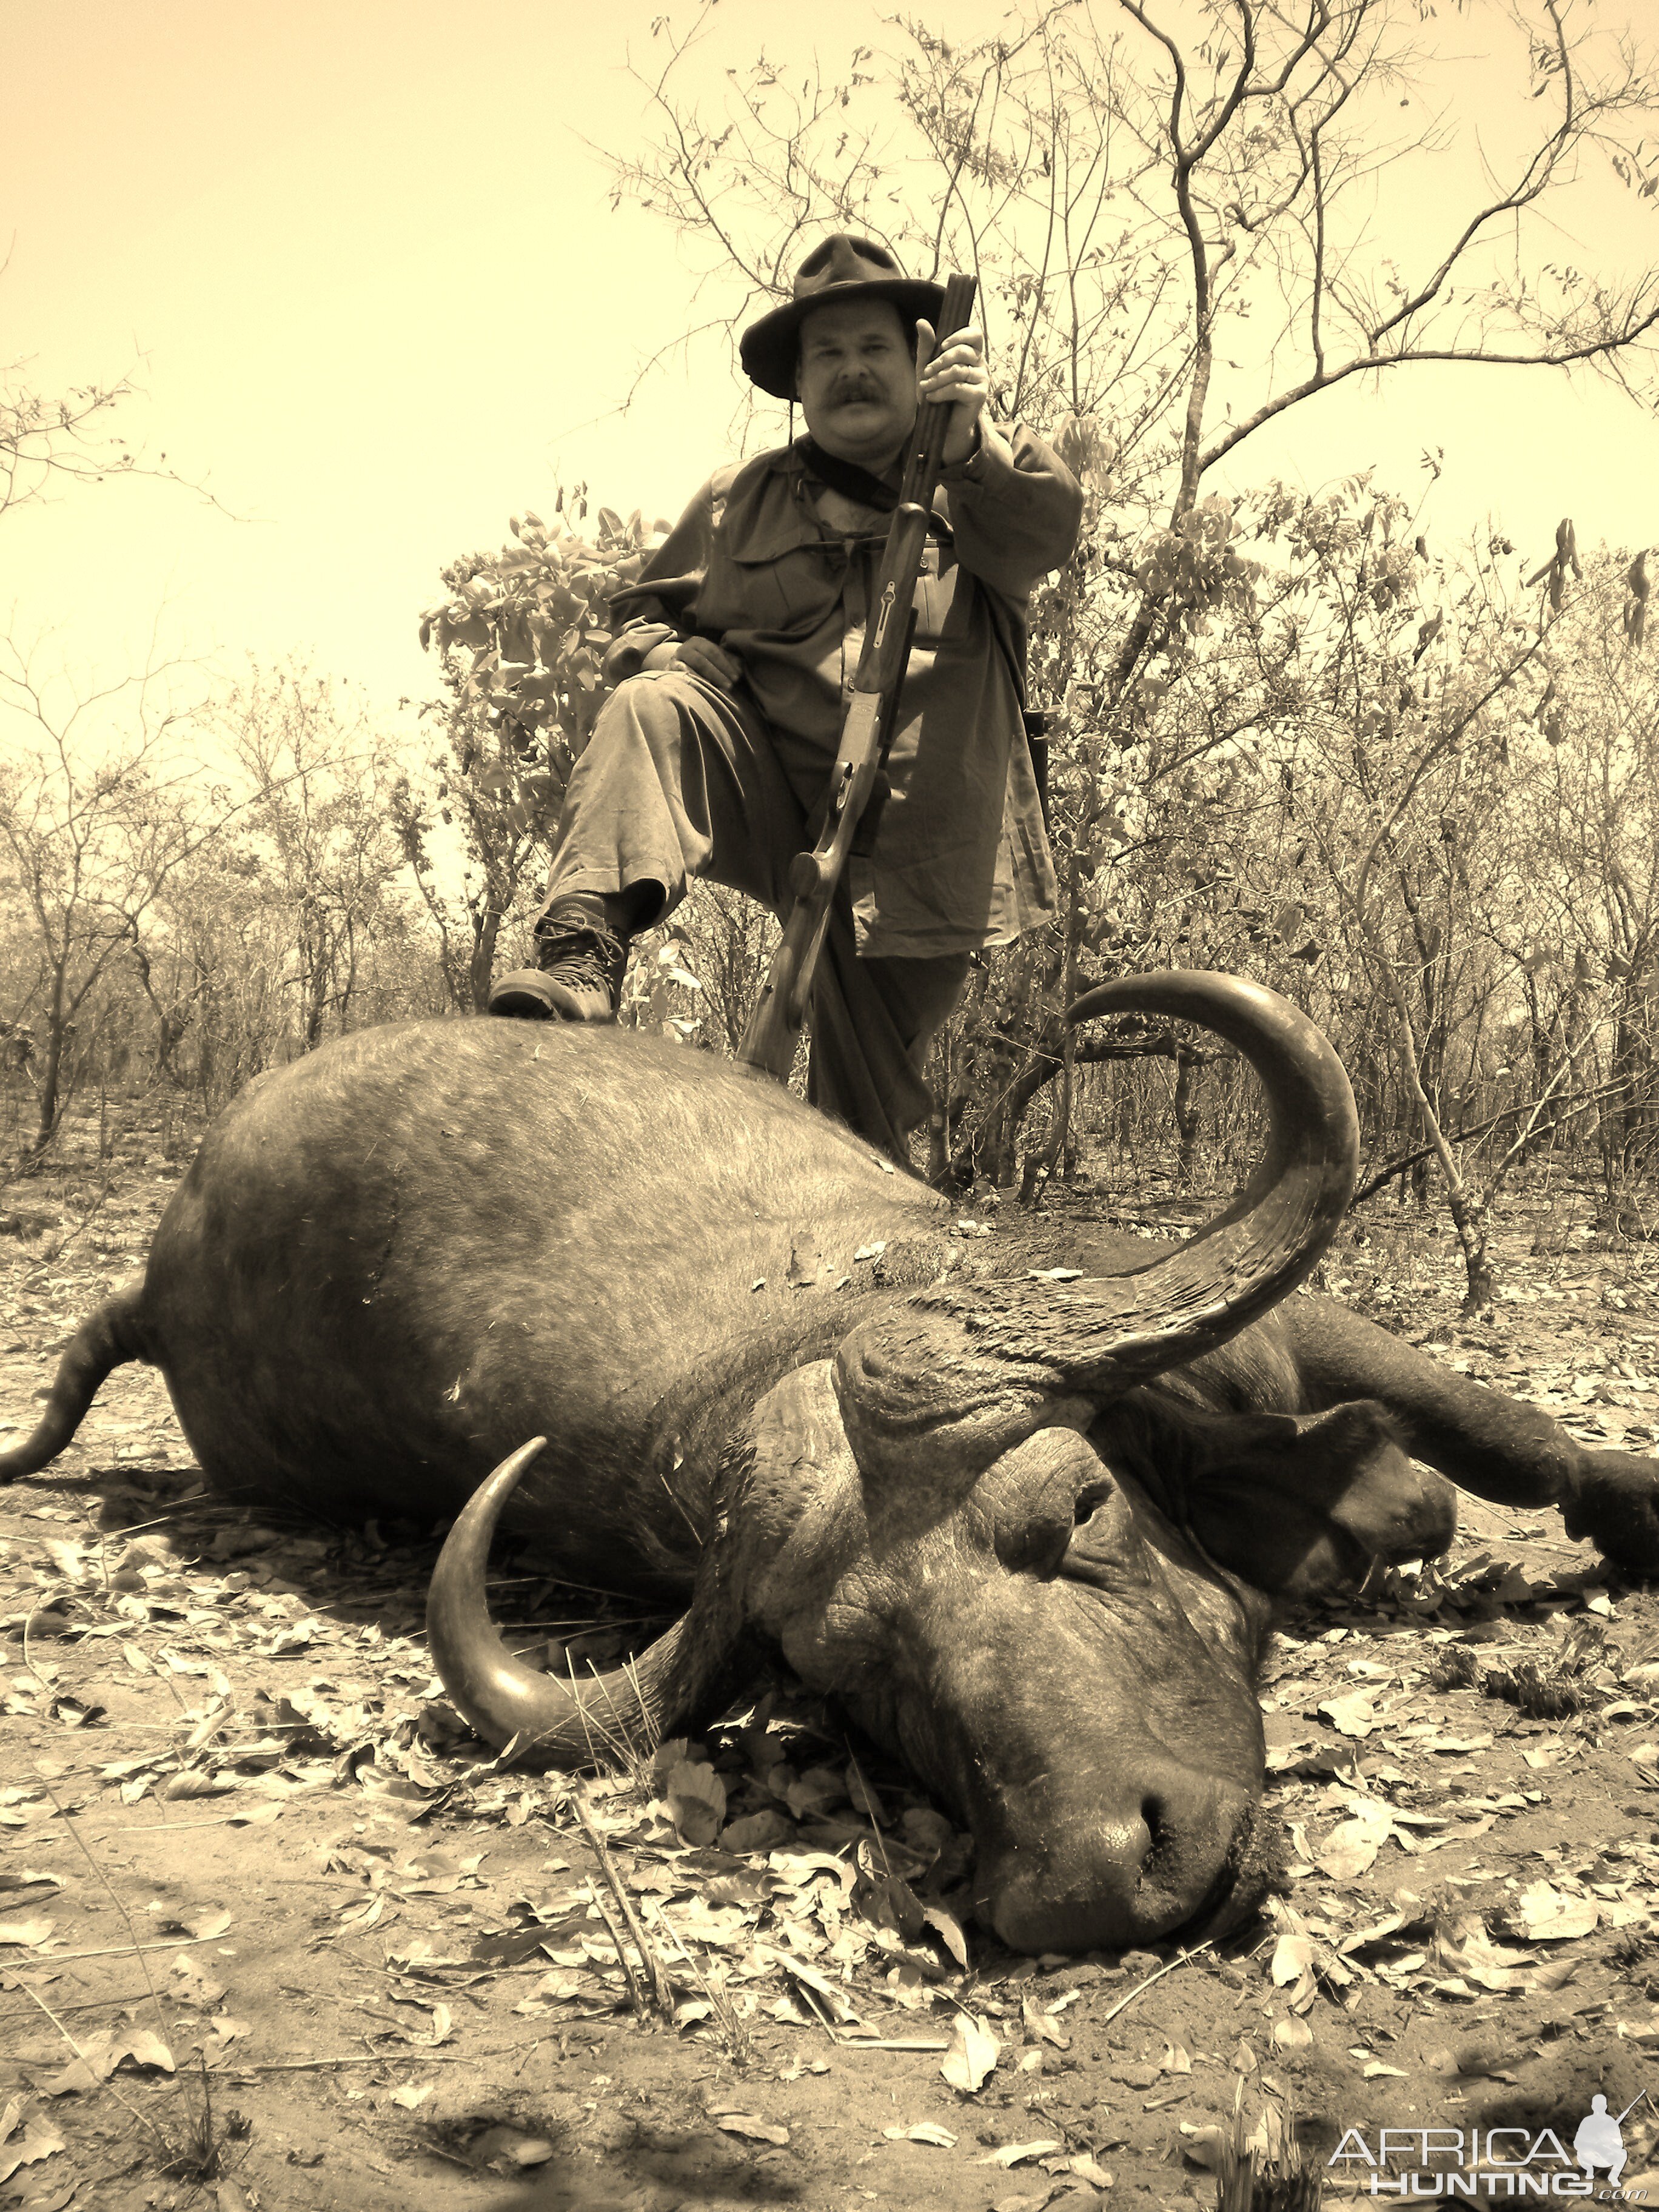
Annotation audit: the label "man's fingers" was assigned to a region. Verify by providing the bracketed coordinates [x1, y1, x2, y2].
[916, 319, 985, 386]
[674, 638, 740, 690]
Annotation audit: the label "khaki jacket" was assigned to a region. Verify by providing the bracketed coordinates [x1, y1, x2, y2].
[609, 424, 1081, 959]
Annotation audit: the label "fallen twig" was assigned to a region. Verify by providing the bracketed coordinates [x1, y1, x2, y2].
[586, 1885, 646, 2016]
[0, 1985, 161, 2022]
[218, 2033, 613, 2073]
[22, 1934, 225, 1965]
[570, 1784, 676, 2018]
[1099, 1943, 1211, 2028]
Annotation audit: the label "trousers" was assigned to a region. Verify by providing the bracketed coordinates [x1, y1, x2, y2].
[539, 669, 969, 1159]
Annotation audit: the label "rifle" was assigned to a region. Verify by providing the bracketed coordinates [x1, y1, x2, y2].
[737, 271, 978, 1084]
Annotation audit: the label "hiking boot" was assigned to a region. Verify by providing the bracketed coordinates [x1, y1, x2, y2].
[487, 912, 629, 1024]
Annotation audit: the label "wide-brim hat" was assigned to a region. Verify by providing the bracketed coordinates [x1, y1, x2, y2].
[740, 233, 945, 400]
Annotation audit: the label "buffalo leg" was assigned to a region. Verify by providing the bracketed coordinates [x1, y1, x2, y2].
[1279, 1296, 1659, 1575]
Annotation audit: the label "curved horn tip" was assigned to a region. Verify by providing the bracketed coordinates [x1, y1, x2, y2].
[458, 1436, 549, 1521]
[1067, 968, 1301, 1036]
[484, 1435, 548, 1492]
[1065, 970, 1355, 1139]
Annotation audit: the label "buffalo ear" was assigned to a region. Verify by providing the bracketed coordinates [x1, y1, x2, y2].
[1184, 1399, 1458, 1601]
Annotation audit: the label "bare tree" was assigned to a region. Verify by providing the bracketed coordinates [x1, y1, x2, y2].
[220, 667, 413, 1051]
[2, 313, 221, 521]
[0, 645, 237, 1160]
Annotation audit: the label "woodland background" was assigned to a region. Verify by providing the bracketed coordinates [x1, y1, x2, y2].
[5, 0, 1658, 1316]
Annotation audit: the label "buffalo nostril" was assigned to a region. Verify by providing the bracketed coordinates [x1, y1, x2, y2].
[1139, 1795, 1164, 1855]
[984, 1769, 1256, 1953]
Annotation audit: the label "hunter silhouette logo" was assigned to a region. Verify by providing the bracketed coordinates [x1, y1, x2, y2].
[1327, 2090, 1652, 2196]
[1575, 2094, 1645, 2191]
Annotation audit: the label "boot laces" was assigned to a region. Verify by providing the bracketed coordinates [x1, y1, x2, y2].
[536, 919, 626, 999]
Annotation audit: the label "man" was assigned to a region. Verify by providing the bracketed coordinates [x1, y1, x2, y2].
[489, 233, 1082, 1158]
[1574, 2096, 1627, 2188]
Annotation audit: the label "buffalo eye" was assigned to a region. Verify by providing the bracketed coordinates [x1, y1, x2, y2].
[992, 1510, 1072, 1580]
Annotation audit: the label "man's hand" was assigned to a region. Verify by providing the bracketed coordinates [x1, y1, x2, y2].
[915, 320, 989, 467]
[643, 634, 743, 690]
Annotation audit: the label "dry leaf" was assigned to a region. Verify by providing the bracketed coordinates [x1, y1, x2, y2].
[389, 2083, 434, 2110]
[1433, 1918, 1533, 1992]
[0, 2116, 66, 2185]
[1339, 1911, 1407, 1956]
[1315, 1801, 1392, 1879]
[782, 1764, 844, 1820]
[1181, 2123, 1227, 2171]
[665, 1758, 727, 1847]
[1318, 1689, 1378, 1738]
[0, 1919, 53, 1948]
[975, 2138, 1064, 2167]
[1021, 1997, 1069, 2049]
[171, 1954, 226, 2008]
[184, 1700, 230, 1753]
[922, 1903, 968, 1970]
[883, 2122, 957, 2148]
[183, 1906, 233, 1940]
[1270, 1930, 1316, 1986]
[159, 1772, 236, 1801]
[41, 2031, 120, 2096]
[122, 2031, 175, 2073]
[1529, 1957, 1580, 1993]
[713, 2113, 789, 2146]
[1510, 1882, 1598, 1942]
[940, 2012, 1001, 2093]
[1065, 2153, 1116, 2187]
[719, 1809, 791, 1855]
[1273, 2016, 1313, 2051]
[472, 2125, 556, 2167]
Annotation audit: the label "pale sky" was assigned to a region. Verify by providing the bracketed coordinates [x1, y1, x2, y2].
[5, 0, 1658, 737]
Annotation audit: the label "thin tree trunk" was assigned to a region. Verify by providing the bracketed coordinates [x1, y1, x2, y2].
[1173, 1047, 1202, 1186]
[469, 907, 503, 1014]
[31, 960, 69, 1159]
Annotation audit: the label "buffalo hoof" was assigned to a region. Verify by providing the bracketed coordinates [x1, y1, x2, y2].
[1563, 1452, 1659, 1578]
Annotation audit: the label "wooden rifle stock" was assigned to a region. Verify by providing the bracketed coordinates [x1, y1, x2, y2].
[737, 271, 978, 1084]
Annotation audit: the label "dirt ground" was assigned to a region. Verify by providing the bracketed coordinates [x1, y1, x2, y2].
[2, 1108, 1659, 2212]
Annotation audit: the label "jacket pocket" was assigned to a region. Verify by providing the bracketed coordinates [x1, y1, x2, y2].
[700, 540, 846, 642]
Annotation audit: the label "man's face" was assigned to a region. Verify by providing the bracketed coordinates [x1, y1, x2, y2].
[796, 298, 918, 469]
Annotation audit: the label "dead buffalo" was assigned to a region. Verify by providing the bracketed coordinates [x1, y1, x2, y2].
[5, 973, 1656, 1956]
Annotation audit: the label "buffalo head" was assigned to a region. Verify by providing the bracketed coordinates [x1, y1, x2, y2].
[429, 973, 1450, 1949]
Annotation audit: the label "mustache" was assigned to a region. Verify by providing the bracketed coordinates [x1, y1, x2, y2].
[828, 378, 886, 405]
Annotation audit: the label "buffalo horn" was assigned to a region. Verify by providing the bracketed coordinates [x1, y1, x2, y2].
[924, 970, 1358, 1392]
[426, 1439, 738, 1765]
